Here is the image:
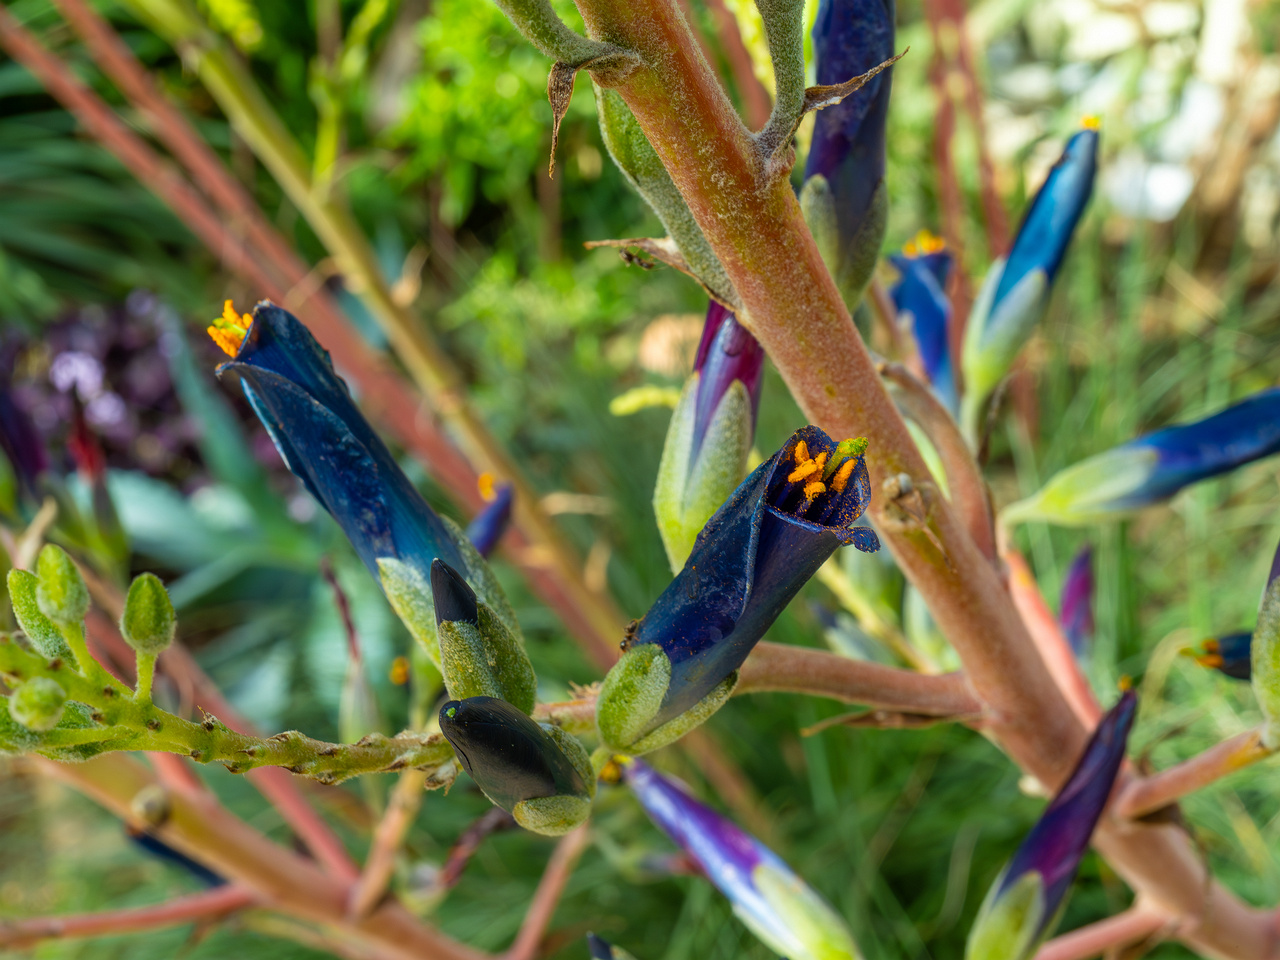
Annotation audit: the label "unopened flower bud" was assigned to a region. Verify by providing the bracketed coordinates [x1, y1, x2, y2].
[9, 677, 67, 732]
[439, 696, 594, 835]
[35, 544, 89, 627]
[120, 573, 176, 656]
[7, 569, 74, 662]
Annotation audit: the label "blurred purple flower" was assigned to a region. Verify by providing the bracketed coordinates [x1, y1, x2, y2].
[1058, 546, 1094, 656]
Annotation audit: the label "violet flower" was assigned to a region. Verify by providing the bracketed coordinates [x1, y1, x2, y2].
[802, 0, 895, 307]
[1058, 546, 1094, 656]
[654, 301, 765, 571]
[966, 690, 1136, 960]
[621, 758, 859, 960]
[600, 426, 879, 753]
[466, 480, 514, 558]
[1003, 388, 1280, 526]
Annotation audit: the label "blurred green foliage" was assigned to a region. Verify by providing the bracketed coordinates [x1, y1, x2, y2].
[1, 0, 1280, 957]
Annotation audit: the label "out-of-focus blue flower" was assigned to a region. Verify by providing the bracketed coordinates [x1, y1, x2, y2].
[654, 302, 765, 571]
[466, 478, 514, 558]
[587, 934, 639, 960]
[962, 123, 1099, 436]
[599, 426, 880, 753]
[127, 827, 225, 887]
[620, 758, 860, 960]
[1191, 632, 1252, 681]
[1003, 388, 1280, 526]
[966, 690, 1136, 960]
[801, 0, 895, 306]
[439, 695, 594, 835]
[889, 231, 955, 414]
[1058, 546, 1094, 656]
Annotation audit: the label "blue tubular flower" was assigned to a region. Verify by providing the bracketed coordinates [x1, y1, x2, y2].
[621, 758, 860, 960]
[439, 696, 595, 835]
[600, 426, 879, 754]
[889, 231, 956, 414]
[213, 301, 518, 668]
[1191, 632, 1252, 681]
[801, 0, 895, 308]
[654, 302, 765, 571]
[466, 480, 514, 558]
[587, 934, 639, 960]
[1058, 546, 1094, 657]
[967, 690, 1137, 960]
[961, 123, 1099, 437]
[1002, 388, 1280, 526]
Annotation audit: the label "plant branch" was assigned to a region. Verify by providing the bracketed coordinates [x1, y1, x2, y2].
[34, 754, 487, 960]
[879, 360, 995, 561]
[737, 642, 980, 717]
[348, 769, 430, 918]
[0, 886, 258, 949]
[1114, 729, 1275, 821]
[702, 0, 771, 129]
[999, 543, 1101, 726]
[504, 824, 591, 960]
[1033, 905, 1169, 960]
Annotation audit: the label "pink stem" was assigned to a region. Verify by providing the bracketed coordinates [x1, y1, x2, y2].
[0, 886, 258, 949]
[1034, 906, 1168, 960]
[504, 825, 591, 960]
[1114, 729, 1273, 820]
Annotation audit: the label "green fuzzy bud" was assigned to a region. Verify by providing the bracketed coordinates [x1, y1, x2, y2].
[595, 643, 735, 754]
[836, 182, 889, 310]
[595, 87, 733, 303]
[1253, 578, 1280, 748]
[9, 677, 67, 732]
[120, 573, 176, 656]
[513, 723, 597, 835]
[35, 545, 89, 627]
[1000, 446, 1159, 528]
[437, 604, 537, 717]
[800, 175, 839, 280]
[7, 569, 74, 663]
[653, 376, 753, 572]
[750, 861, 862, 960]
[966, 871, 1046, 960]
[379, 558, 440, 665]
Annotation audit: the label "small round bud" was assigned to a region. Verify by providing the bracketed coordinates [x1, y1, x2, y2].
[129, 784, 172, 828]
[9, 677, 67, 732]
[120, 573, 176, 656]
[35, 544, 90, 627]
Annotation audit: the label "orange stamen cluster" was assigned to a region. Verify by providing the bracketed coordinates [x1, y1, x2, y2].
[1081, 115, 1101, 130]
[1189, 638, 1223, 669]
[478, 472, 498, 502]
[788, 441, 834, 501]
[207, 300, 252, 358]
[902, 229, 946, 259]
[829, 458, 856, 494]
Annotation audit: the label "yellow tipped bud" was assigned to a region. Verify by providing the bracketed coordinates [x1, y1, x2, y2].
[478, 472, 498, 502]
[903, 229, 946, 258]
[1081, 115, 1101, 130]
[389, 655, 410, 686]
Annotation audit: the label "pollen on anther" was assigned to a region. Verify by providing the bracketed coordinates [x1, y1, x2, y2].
[207, 300, 251, 358]
[793, 440, 810, 464]
[803, 480, 826, 500]
[830, 458, 856, 493]
[788, 460, 820, 483]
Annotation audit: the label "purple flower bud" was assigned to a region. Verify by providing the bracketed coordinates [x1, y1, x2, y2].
[805, 0, 895, 253]
[466, 481, 514, 558]
[1001, 690, 1136, 930]
[621, 758, 859, 960]
[0, 384, 49, 497]
[1058, 546, 1094, 657]
[690, 302, 765, 458]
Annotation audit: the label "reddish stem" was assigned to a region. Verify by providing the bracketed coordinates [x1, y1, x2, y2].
[504, 824, 591, 960]
[1034, 906, 1168, 960]
[701, 0, 771, 129]
[1114, 729, 1273, 821]
[0, 886, 258, 949]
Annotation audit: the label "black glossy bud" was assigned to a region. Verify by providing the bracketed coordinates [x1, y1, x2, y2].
[431, 558, 479, 626]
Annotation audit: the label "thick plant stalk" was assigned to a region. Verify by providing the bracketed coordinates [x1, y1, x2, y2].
[552, 1, 1280, 955]
[1033, 905, 1167, 960]
[35, 754, 488, 960]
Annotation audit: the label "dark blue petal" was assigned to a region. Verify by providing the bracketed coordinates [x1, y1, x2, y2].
[990, 129, 1097, 322]
[128, 828, 225, 887]
[439, 696, 589, 811]
[466, 482, 514, 558]
[1202, 632, 1253, 681]
[1000, 690, 1136, 928]
[636, 426, 875, 724]
[889, 251, 956, 413]
[219, 303, 464, 584]
[1116, 388, 1280, 508]
[805, 0, 895, 244]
